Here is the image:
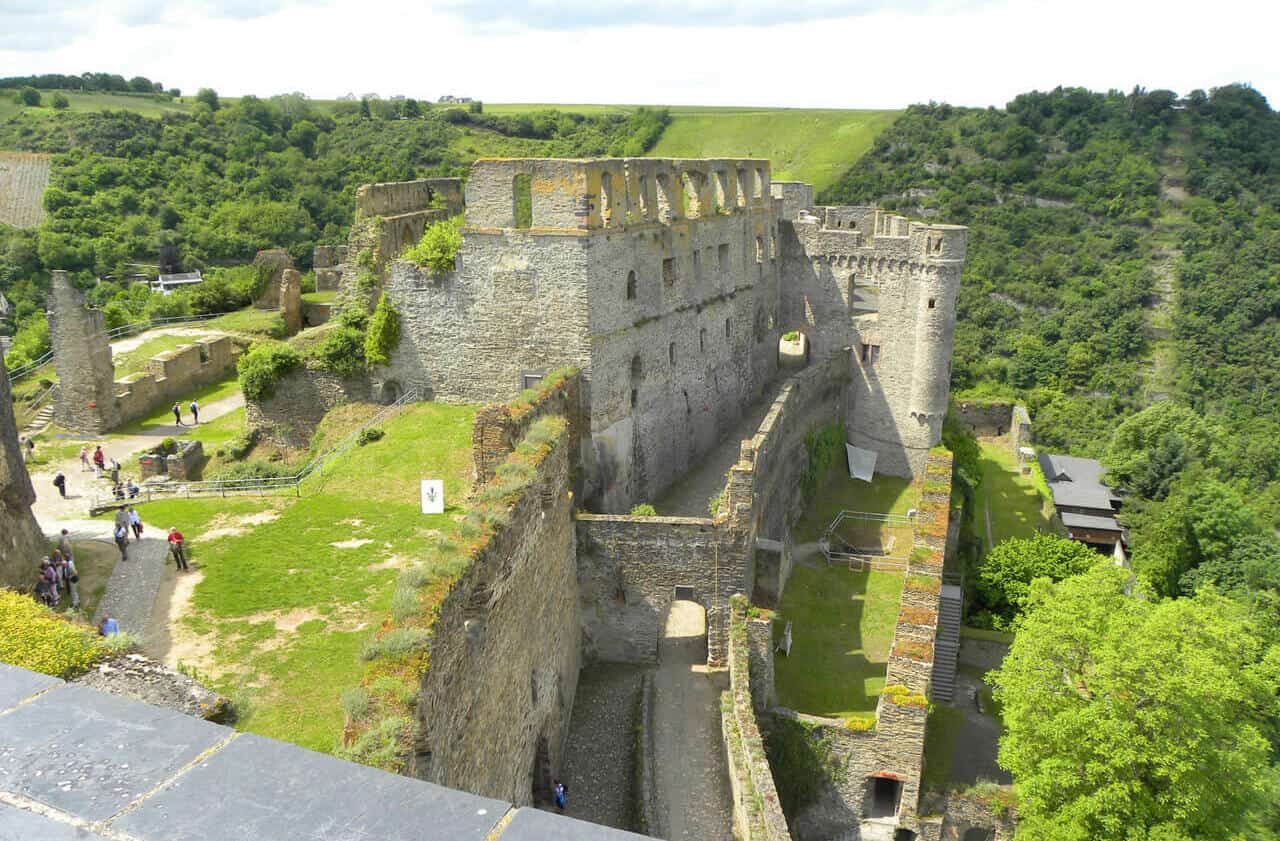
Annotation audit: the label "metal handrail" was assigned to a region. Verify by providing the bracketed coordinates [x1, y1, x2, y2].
[88, 387, 420, 511]
[6, 312, 226, 383]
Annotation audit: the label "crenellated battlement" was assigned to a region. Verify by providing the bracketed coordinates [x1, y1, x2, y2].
[464, 157, 775, 232]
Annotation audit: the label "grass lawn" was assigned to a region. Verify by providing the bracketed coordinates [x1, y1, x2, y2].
[773, 563, 905, 717]
[65, 540, 119, 619]
[973, 437, 1056, 552]
[921, 705, 967, 791]
[111, 332, 214, 376]
[793, 471, 918, 544]
[302, 290, 337, 304]
[206, 308, 284, 339]
[0, 90, 193, 120]
[135, 401, 477, 752]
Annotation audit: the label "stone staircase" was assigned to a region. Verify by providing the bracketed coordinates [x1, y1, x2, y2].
[931, 583, 963, 703]
[22, 403, 54, 435]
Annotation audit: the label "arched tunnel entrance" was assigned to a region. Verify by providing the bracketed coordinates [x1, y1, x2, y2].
[778, 329, 811, 371]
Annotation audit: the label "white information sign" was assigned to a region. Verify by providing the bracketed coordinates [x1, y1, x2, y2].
[420, 479, 445, 514]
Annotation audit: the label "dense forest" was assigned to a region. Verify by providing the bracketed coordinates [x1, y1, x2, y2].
[826, 85, 1280, 839]
[0, 93, 670, 365]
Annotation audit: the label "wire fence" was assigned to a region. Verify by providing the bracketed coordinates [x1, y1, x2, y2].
[821, 509, 917, 571]
[89, 388, 420, 512]
[6, 312, 225, 383]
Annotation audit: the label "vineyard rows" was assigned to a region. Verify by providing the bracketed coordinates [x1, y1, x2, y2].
[0, 151, 52, 229]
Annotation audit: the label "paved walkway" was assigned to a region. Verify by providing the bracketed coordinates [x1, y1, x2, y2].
[651, 601, 733, 841]
[560, 664, 651, 831]
[656, 390, 779, 517]
[26, 391, 243, 644]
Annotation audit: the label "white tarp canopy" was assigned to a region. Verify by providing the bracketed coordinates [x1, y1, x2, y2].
[845, 444, 877, 482]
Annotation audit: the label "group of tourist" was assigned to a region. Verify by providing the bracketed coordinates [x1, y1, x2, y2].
[33, 529, 79, 611]
[65, 444, 141, 502]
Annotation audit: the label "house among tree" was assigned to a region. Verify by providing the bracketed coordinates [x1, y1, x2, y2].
[1037, 453, 1126, 551]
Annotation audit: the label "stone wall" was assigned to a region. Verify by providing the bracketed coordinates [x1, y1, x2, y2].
[313, 245, 346, 291]
[724, 597, 792, 841]
[917, 790, 1017, 841]
[471, 371, 583, 486]
[139, 440, 204, 481]
[1010, 404, 1031, 459]
[952, 400, 1015, 437]
[114, 337, 238, 428]
[280, 268, 302, 336]
[48, 271, 119, 433]
[0, 347, 45, 586]
[245, 366, 373, 447]
[719, 350, 851, 599]
[576, 513, 745, 665]
[410, 422, 579, 807]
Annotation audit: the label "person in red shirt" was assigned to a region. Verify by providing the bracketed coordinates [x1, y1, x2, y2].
[167, 527, 189, 571]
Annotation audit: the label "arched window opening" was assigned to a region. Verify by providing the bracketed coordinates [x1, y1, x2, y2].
[626, 270, 638, 300]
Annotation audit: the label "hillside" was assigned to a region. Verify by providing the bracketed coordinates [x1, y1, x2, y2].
[486, 104, 901, 193]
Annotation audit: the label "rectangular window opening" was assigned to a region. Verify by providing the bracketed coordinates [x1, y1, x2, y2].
[514, 174, 532, 229]
[662, 257, 676, 286]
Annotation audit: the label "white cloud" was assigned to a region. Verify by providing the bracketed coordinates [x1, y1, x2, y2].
[0, 0, 1272, 108]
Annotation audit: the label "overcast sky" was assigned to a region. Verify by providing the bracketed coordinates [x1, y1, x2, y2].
[0, 0, 1273, 109]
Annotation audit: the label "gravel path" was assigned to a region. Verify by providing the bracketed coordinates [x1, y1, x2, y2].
[652, 601, 733, 841]
[91, 533, 172, 643]
[561, 663, 650, 832]
[656, 391, 779, 517]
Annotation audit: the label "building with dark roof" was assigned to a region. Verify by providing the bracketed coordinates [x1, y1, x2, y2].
[1037, 452, 1125, 550]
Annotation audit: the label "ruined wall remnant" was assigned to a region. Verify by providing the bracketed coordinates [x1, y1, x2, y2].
[48, 270, 119, 434]
[471, 372, 583, 487]
[252, 249, 293, 309]
[410, 421, 579, 807]
[113, 336, 238, 429]
[245, 367, 373, 448]
[313, 245, 346, 291]
[279, 268, 302, 336]
[0, 348, 46, 586]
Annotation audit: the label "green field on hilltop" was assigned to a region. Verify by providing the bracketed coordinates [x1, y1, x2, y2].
[0, 90, 193, 120]
[486, 104, 901, 192]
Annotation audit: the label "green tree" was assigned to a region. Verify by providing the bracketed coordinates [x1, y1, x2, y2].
[993, 565, 1279, 841]
[975, 533, 1100, 623]
[17, 86, 40, 106]
[195, 87, 220, 111]
[401, 98, 421, 118]
[1104, 403, 1212, 494]
[49, 92, 69, 110]
[401, 217, 462, 274]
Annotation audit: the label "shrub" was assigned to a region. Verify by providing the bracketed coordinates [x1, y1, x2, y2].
[364, 293, 401, 366]
[782, 330, 800, 341]
[709, 490, 726, 517]
[226, 433, 255, 460]
[390, 586, 419, 622]
[399, 566, 432, 589]
[308, 326, 366, 376]
[0, 591, 102, 678]
[361, 627, 431, 661]
[882, 684, 929, 708]
[801, 422, 845, 501]
[401, 217, 462, 274]
[630, 503, 658, 516]
[100, 632, 142, 655]
[356, 427, 384, 446]
[340, 686, 370, 721]
[211, 460, 291, 481]
[843, 715, 876, 731]
[337, 715, 410, 769]
[50, 92, 69, 110]
[237, 341, 302, 400]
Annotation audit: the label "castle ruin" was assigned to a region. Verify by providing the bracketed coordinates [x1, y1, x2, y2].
[237, 157, 971, 840]
[0, 347, 45, 587]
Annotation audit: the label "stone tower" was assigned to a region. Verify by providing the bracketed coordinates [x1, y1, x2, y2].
[0, 351, 47, 586]
[49, 270, 120, 434]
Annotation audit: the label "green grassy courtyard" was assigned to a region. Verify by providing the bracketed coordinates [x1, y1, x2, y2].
[773, 563, 905, 717]
[134, 401, 477, 752]
[972, 437, 1057, 552]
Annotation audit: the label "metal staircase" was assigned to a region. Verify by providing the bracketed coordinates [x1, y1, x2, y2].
[931, 577, 963, 703]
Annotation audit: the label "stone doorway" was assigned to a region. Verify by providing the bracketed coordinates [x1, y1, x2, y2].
[870, 775, 902, 819]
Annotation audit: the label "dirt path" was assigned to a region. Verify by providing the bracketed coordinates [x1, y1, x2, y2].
[651, 601, 732, 841]
[27, 391, 245, 523]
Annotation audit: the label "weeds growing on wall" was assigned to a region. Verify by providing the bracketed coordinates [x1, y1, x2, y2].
[801, 421, 846, 501]
[630, 503, 658, 516]
[236, 341, 302, 400]
[401, 216, 463, 275]
[337, 412, 568, 770]
[363, 292, 401, 366]
[307, 326, 366, 377]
